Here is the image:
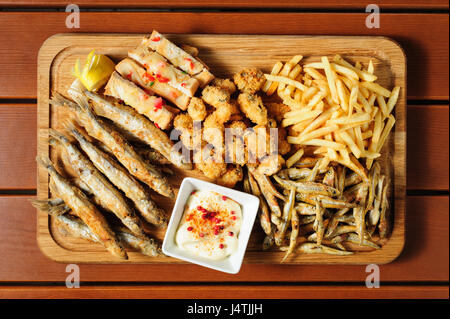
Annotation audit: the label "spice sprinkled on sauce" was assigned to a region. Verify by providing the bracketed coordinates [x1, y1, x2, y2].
[175, 190, 242, 260]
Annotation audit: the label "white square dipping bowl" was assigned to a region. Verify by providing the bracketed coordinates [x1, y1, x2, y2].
[162, 177, 260, 274]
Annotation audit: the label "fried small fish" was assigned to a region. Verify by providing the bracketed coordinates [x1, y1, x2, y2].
[69, 81, 191, 170]
[68, 124, 167, 227]
[273, 175, 340, 197]
[50, 92, 174, 198]
[280, 242, 353, 255]
[49, 129, 146, 237]
[31, 199, 161, 257]
[36, 156, 127, 259]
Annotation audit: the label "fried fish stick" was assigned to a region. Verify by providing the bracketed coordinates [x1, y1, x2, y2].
[104, 72, 174, 130]
[128, 45, 199, 96]
[69, 82, 191, 170]
[116, 58, 190, 110]
[144, 31, 214, 87]
[49, 129, 147, 236]
[36, 157, 127, 259]
[68, 125, 167, 227]
[51, 92, 174, 198]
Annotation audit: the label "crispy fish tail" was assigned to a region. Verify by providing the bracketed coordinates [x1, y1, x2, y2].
[36, 156, 127, 260]
[34, 198, 161, 257]
[67, 123, 167, 227]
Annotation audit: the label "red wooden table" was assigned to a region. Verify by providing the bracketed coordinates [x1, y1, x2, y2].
[0, 1, 448, 299]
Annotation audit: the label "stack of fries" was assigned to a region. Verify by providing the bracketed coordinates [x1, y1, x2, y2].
[264, 54, 400, 179]
[258, 55, 399, 261]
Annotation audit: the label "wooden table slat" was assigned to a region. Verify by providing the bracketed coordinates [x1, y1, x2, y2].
[0, 0, 448, 9]
[0, 12, 448, 99]
[0, 285, 448, 299]
[1, 104, 447, 190]
[0, 105, 37, 190]
[0, 195, 447, 282]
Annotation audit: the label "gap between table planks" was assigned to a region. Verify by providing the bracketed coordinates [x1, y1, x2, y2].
[0, 0, 448, 10]
[0, 12, 448, 99]
[0, 285, 448, 299]
[1, 195, 447, 282]
[35, 34, 406, 264]
[1, 104, 447, 191]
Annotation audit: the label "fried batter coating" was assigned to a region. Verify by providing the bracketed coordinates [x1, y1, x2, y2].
[194, 141, 227, 179]
[233, 67, 265, 94]
[277, 126, 291, 156]
[202, 85, 230, 106]
[203, 114, 224, 151]
[216, 165, 244, 188]
[228, 100, 245, 122]
[211, 78, 236, 95]
[202, 85, 234, 124]
[173, 113, 194, 149]
[225, 120, 248, 165]
[266, 102, 291, 123]
[187, 97, 207, 121]
[256, 154, 285, 176]
[237, 92, 268, 125]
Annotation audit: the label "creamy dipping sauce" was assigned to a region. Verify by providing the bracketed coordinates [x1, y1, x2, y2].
[175, 190, 242, 260]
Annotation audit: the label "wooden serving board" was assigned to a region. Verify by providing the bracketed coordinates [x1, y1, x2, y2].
[37, 34, 406, 264]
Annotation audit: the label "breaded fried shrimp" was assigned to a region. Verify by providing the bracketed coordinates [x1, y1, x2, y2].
[237, 92, 268, 125]
[211, 78, 236, 95]
[187, 97, 207, 121]
[233, 68, 265, 94]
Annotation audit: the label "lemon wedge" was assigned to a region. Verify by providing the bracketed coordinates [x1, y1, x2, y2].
[72, 50, 115, 91]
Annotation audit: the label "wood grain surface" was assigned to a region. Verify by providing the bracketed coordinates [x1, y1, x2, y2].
[35, 33, 406, 265]
[0, 12, 448, 99]
[0, 285, 448, 299]
[0, 6, 448, 299]
[1, 104, 447, 191]
[0, 0, 448, 9]
[1, 196, 447, 282]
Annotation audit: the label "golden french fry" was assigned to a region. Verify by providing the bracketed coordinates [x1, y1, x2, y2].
[386, 86, 400, 115]
[336, 78, 349, 112]
[377, 95, 388, 118]
[332, 112, 371, 125]
[282, 109, 322, 127]
[265, 74, 306, 91]
[376, 114, 396, 152]
[286, 148, 304, 168]
[263, 61, 283, 93]
[299, 139, 346, 150]
[296, 125, 340, 143]
[304, 67, 325, 80]
[301, 106, 337, 135]
[348, 85, 358, 116]
[361, 81, 391, 98]
[307, 91, 325, 108]
[333, 55, 377, 82]
[368, 59, 374, 74]
[331, 63, 359, 80]
[321, 56, 339, 104]
[361, 130, 373, 140]
[337, 130, 362, 158]
[357, 91, 372, 113]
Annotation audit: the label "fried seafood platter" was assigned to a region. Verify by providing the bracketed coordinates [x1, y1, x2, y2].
[36, 34, 406, 264]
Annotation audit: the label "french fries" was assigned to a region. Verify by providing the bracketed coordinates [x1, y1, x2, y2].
[263, 54, 400, 172]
